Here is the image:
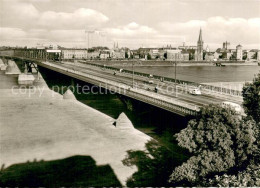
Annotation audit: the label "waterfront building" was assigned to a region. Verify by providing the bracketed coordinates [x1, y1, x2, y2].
[181, 52, 189, 61]
[87, 51, 100, 59]
[167, 49, 182, 61]
[214, 52, 221, 60]
[236, 44, 243, 60]
[195, 28, 203, 61]
[205, 52, 215, 61]
[247, 49, 258, 60]
[226, 52, 232, 60]
[62, 49, 88, 60]
[150, 49, 159, 59]
[111, 51, 125, 59]
[100, 50, 110, 59]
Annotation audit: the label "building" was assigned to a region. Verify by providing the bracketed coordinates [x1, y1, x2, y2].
[62, 49, 88, 60]
[236, 44, 243, 60]
[149, 49, 159, 59]
[167, 50, 182, 61]
[100, 50, 110, 59]
[247, 49, 258, 60]
[223, 41, 230, 50]
[111, 51, 125, 59]
[205, 52, 215, 61]
[181, 52, 189, 61]
[87, 51, 100, 59]
[195, 28, 203, 61]
[214, 52, 221, 60]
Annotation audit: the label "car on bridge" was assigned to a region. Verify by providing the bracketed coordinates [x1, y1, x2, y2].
[148, 80, 154, 84]
[188, 88, 202, 95]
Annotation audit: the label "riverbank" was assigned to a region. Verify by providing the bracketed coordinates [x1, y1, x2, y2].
[0, 70, 152, 186]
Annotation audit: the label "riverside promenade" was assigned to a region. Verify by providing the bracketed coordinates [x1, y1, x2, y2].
[0, 69, 151, 185]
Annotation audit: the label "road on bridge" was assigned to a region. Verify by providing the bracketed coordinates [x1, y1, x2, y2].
[58, 61, 243, 108]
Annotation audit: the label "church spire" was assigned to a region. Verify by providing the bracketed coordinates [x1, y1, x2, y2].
[198, 28, 203, 42]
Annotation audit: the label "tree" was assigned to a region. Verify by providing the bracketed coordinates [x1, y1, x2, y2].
[222, 52, 227, 59]
[252, 53, 257, 59]
[164, 52, 167, 59]
[189, 53, 194, 60]
[243, 53, 247, 60]
[242, 73, 260, 123]
[169, 104, 258, 185]
[205, 164, 260, 187]
[125, 51, 129, 59]
[147, 53, 151, 60]
[203, 52, 206, 60]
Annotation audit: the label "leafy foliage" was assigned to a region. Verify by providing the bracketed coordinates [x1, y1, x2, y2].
[122, 140, 186, 187]
[242, 73, 260, 123]
[169, 104, 258, 185]
[125, 51, 129, 58]
[206, 164, 260, 187]
[147, 53, 151, 60]
[243, 53, 247, 60]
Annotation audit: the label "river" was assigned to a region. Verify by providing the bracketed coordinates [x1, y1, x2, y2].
[119, 65, 260, 83]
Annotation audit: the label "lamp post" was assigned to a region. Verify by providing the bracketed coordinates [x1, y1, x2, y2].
[132, 61, 135, 88]
[174, 53, 177, 96]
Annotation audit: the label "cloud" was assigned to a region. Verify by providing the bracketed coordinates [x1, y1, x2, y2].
[106, 22, 157, 38]
[38, 8, 109, 29]
[0, 27, 27, 39]
[1, 2, 39, 28]
[1, 2, 109, 30]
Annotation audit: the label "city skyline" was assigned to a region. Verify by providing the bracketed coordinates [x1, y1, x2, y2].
[1, 0, 260, 49]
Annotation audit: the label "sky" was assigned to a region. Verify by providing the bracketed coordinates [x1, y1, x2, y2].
[0, 0, 260, 50]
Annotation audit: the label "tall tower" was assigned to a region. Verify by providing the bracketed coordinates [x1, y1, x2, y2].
[236, 44, 243, 61]
[196, 28, 204, 61]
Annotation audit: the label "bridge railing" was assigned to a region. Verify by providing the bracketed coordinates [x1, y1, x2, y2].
[42, 61, 198, 116]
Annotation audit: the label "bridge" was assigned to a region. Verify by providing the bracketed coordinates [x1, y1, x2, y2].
[0, 52, 243, 117]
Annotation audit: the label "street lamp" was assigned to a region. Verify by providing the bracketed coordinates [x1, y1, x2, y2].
[174, 53, 177, 96]
[132, 61, 135, 88]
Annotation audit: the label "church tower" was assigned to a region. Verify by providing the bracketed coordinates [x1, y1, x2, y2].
[196, 28, 204, 61]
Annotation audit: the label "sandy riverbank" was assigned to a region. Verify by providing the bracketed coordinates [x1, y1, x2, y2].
[0, 70, 152, 186]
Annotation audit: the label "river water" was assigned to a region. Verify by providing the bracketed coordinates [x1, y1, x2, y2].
[121, 65, 260, 83]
